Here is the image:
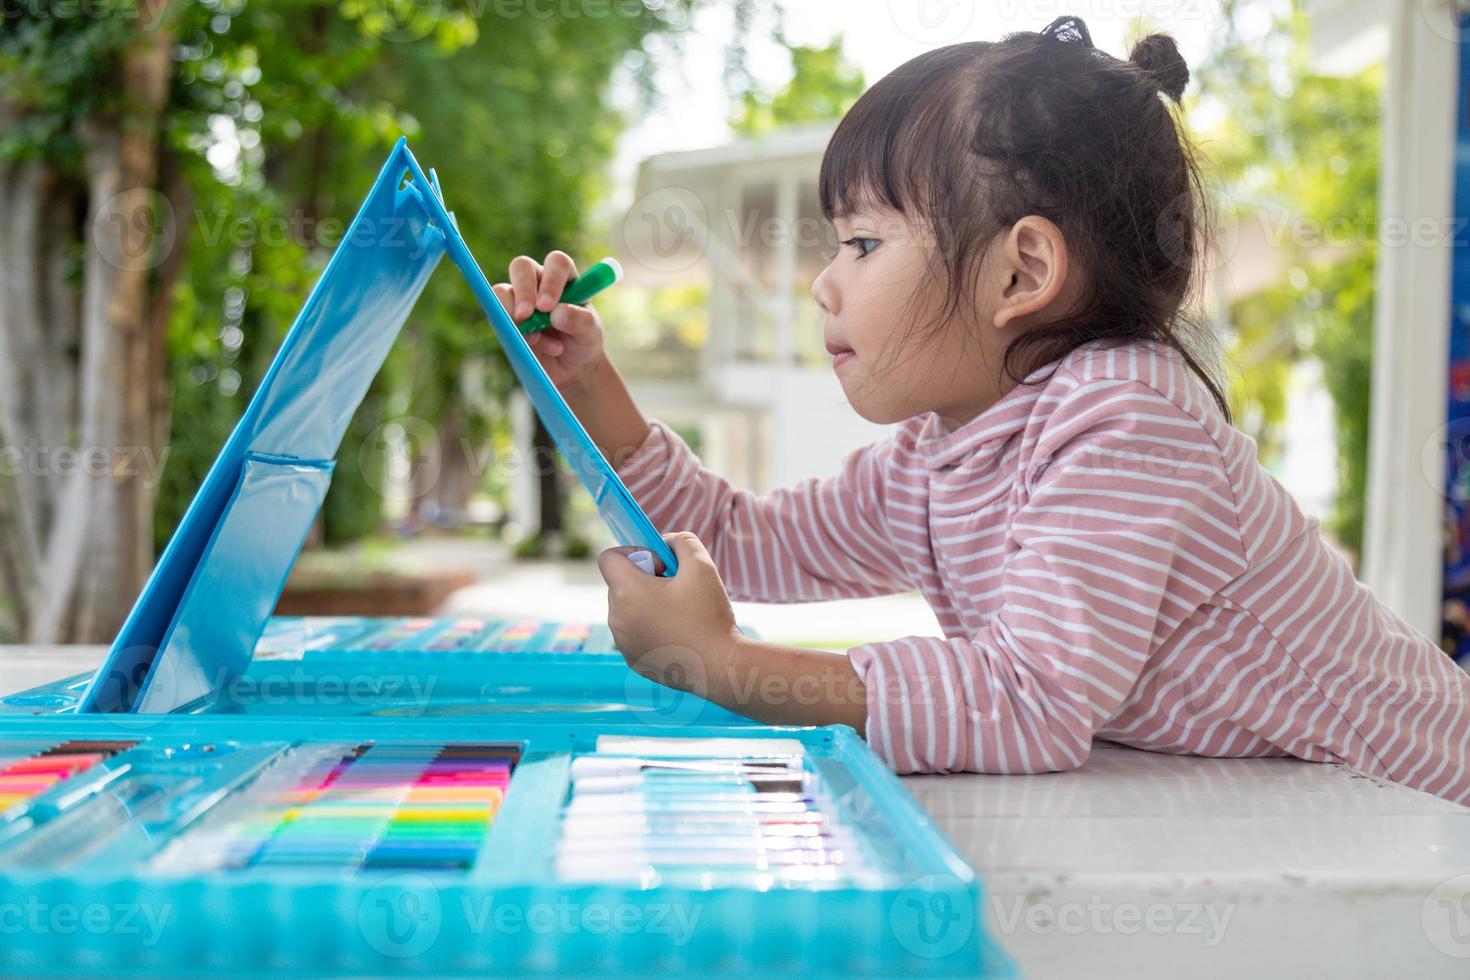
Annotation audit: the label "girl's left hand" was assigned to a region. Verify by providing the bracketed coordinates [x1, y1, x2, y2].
[596, 532, 743, 696]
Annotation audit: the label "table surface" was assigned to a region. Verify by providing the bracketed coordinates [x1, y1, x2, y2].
[3, 645, 1469, 978]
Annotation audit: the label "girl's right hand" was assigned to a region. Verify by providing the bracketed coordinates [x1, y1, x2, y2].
[492, 250, 608, 389]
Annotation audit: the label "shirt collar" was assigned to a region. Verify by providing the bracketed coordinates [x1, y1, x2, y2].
[913, 368, 1052, 468]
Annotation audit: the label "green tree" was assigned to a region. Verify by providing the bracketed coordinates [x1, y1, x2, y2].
[1, 0, 185, 643]
[1196, 0, 1381, 559]
[730, 35, 863, 135]
[0, 0, 764, 642]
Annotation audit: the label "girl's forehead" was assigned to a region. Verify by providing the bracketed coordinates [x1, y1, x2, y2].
[831, 201, 903, 223]
[833, 207, 916, 240]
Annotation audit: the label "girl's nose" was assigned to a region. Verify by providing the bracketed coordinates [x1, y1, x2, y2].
[811, 267, 836, 316]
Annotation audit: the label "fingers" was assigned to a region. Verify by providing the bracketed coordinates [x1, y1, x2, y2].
[597, 546, 660, 590]
[538, 250, 578, 313]
[491, 282, 521, 324]
[548, 302, 599, 342]
[494, 283, 565, 356]
[601, 544, 667, 576]
[507, 255, 542, 321]
[664, 531, 713, 568]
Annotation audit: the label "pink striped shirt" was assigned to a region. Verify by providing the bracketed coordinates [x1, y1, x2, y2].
[615, 340, 1470, 803]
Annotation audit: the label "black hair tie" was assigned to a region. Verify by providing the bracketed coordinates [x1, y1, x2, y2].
[1039, 16, 1094, 48]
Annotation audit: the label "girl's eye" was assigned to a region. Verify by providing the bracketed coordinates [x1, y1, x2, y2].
[823, 233, 876, 257]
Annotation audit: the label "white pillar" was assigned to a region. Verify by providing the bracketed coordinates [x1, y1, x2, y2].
[1361, 0, 1460, 637]
[508, 389, 536, 538]
[773, 171, 799, 368]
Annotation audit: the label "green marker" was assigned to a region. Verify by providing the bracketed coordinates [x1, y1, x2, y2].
[517, 257, 623, 335]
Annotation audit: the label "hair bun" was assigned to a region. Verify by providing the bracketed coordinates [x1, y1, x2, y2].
[1129, 34, 1189, 103]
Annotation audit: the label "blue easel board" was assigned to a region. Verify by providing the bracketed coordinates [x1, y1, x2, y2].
[78, 139, 678, 716]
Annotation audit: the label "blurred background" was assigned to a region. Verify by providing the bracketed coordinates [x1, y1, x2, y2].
[0, 0, 1456, 657]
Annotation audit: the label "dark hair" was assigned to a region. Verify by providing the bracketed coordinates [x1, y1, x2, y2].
[818, 18, 1229, 418]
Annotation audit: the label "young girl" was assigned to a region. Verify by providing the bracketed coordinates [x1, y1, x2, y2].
[493, 17, 1470, 803]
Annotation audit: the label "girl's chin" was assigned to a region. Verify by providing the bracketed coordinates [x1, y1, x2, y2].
[840, 390, 911, 426]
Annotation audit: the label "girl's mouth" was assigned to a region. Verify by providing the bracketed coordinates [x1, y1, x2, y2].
[826, 341, 855, 369]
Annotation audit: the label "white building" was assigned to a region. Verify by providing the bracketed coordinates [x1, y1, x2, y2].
[519, 1, 1454, 646]
[614, 123, 889, 493]
[1306, 0, 1460, 641]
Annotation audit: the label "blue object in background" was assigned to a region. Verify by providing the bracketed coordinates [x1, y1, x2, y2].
[1444, 11, 1470, 669]
[78, 139, 678, 716]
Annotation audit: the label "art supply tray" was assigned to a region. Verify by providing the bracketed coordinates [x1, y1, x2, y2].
[0, 714, 1013, 976]
[2, 616, 753, 727]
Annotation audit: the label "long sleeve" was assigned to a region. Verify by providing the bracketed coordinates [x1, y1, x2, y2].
[615, 420, 915, 602]
[849, 380, 1249, 774]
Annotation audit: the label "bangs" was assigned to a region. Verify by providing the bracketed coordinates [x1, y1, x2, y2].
[818, 42, 990, 223]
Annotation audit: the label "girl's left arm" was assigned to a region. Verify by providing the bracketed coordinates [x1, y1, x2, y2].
[601, 378, 1252, 772]
[849, 381, 1251, 773]
[597, 531, 870, 732]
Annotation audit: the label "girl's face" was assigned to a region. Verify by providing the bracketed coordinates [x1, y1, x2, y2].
[812, 205, 1013, 429]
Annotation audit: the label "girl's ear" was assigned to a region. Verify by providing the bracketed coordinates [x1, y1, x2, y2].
[992, 216, 1071, 331]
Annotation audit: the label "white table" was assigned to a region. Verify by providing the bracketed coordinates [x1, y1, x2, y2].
[4, 645, 1469, 978]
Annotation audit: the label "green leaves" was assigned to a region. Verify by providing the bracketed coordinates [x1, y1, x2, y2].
[1199, 0, 1382, 558]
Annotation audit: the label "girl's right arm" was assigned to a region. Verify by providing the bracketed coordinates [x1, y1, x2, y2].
[493, 251, 651, 465]
[495, 251, 915, 602]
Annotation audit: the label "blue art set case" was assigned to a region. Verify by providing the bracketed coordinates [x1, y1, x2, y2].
[0, 141, 1016, 976]
[0, 717, 1015, 976]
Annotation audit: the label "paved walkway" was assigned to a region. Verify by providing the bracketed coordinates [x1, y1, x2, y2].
[417, 534, 943, 651]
